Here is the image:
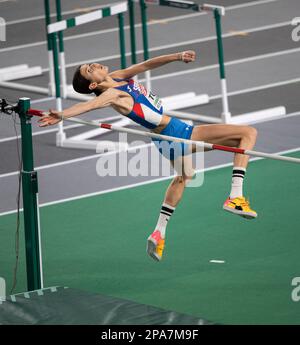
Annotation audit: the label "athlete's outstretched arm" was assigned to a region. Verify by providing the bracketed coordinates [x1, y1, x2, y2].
[111, 50, 196, 79]
[38, 89, 115, 127]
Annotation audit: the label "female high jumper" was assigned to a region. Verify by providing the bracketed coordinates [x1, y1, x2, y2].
[39, 51, 258, 262]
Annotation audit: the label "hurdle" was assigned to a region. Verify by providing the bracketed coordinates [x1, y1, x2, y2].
[44, 0, 204, 152]
[0, 65, 42, 82]
[43, 0, 287, 153]
[127, 0, 209, 112]
[45, 1, 128, 100]
[0, 64, 44, 94]
[135, 0, 286, 124]
[46, 1, 130, 151]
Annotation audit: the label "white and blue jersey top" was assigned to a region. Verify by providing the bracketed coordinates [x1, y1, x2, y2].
[113, 78, 163, 129]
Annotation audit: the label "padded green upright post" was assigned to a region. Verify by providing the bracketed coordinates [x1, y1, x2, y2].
[18, 98, 42, 292]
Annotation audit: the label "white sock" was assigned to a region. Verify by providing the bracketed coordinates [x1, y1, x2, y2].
[155, 203, 175, 239]
[230, 167, 246, 199]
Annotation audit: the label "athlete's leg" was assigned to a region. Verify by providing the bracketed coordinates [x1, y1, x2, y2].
[191, 124, 258, 219]
[147, 155, 195, 261]
[191, 124, 257, 168]
[164, 155, 195, 207]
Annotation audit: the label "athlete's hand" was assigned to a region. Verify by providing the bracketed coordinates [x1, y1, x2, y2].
[38, 109, 62, 127]
[178, 50, 196, 63]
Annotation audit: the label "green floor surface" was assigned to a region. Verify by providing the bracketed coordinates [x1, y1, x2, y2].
[1, 151, 300, 324]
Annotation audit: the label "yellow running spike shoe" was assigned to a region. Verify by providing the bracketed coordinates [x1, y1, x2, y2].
[147, 230, 165, 262]
[223, 196, 257, 219]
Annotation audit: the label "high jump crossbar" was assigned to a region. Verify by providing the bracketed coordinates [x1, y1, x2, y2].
[28, 108, 300, 164]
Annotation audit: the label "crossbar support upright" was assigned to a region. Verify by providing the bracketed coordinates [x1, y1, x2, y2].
[18, 98, 43, 292]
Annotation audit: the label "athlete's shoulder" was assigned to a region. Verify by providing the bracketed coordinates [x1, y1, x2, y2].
[94, 88, 119, 102]
[109, 70, 130, 81]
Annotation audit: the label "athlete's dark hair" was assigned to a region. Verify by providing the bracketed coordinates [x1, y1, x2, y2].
[72, 65, 101, 96]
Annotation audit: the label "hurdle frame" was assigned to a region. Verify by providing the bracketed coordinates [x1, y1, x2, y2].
[127, 0, 210, 112]
[47, 1, 131, 151]
[136, 0, 286, 124]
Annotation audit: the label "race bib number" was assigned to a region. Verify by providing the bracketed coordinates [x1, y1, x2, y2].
[147, 90, 162, 112]
[132, 81, 162, 112]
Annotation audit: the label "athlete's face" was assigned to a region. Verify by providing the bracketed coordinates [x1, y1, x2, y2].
[80, 63, 109, 84]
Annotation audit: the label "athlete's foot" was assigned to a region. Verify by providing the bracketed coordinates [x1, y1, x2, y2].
[223, 196, 257, 219]
[147, 230, 165, 262]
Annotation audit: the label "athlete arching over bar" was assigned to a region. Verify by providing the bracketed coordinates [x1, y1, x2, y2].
[39, 51, 258, 262]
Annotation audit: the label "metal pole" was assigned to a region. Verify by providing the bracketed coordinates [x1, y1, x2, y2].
[128, 0, 137, 65]
[51, 32, 65, 145]
[139, 0, 149, 61]
[18, 98, 43, 291]
[139, 0, 151, 90]
[44, 0, 55, 96]
[56, 0, 67, 98]
[214, 8, 231, 123]
[118, 13, 127, 69]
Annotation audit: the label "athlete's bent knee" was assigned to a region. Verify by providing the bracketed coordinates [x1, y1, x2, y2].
[248, 126, 257, 139]
[172, 176, 185, 185]
[183, 169, 196, 185]
[242, 126, 257, 141]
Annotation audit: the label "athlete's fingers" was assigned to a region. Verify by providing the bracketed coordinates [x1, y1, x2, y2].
[38, 116, 60, 127]
[39, 120, 58, 127]
[187, 51, 196, 60]
[38, 115, 53, 123]
[181, 50, 196, 63]
[39, 121, 50, 127]
[37, 117, 48, 123]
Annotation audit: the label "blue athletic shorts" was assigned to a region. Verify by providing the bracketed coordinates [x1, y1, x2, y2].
[152, 117, 194, 160]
